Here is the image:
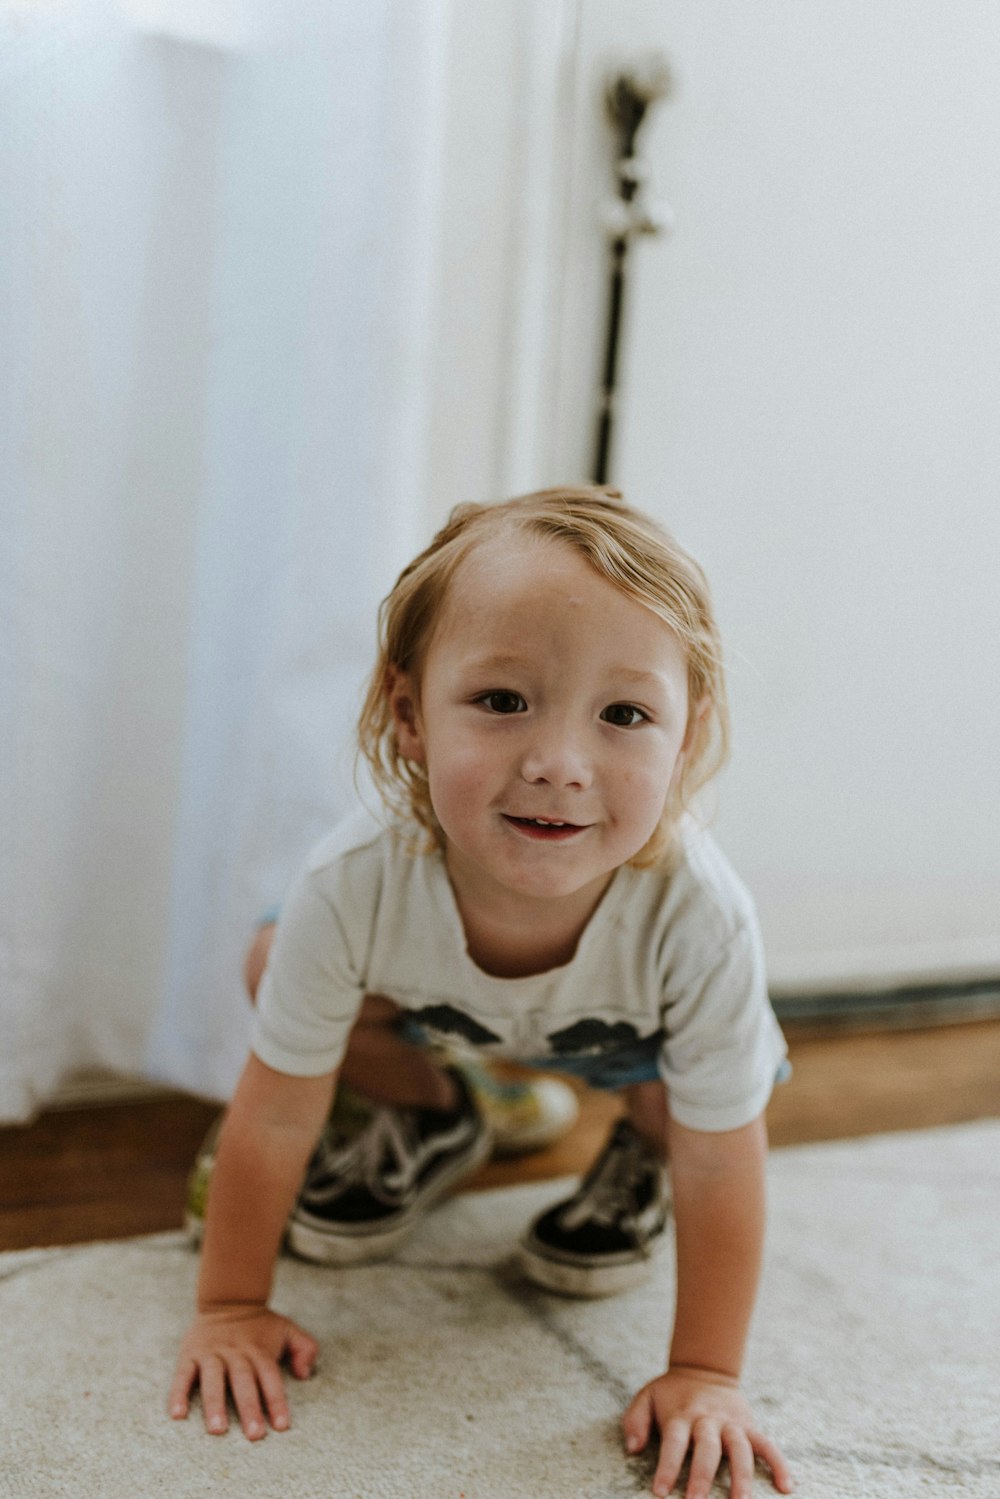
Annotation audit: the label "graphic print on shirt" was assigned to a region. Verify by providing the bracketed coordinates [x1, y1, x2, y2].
[408, 1003, 662, 1062]
[546, 1018, 660, 1056]
[408, 1003, 503, 1047]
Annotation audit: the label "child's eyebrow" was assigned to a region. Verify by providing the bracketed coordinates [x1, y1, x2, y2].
[609, 668, 688, 709]
[462, 656, 677, 695]
[612, 667, 672, 687]
[461, 653, 533, 674]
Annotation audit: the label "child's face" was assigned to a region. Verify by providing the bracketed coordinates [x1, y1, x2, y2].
[392, 534, 700, 914]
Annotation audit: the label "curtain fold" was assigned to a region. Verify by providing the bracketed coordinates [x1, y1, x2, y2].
[0, 0, 449, 1119]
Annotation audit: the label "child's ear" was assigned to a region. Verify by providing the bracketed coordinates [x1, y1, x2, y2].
[668, 695, 711, 805]
[681, 693, 712, 755]
[387, 668, 426, 764]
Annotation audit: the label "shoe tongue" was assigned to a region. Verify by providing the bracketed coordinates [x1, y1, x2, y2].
[414, 1069, 471, 1130]
[414, 1100, 462, 1129]
[610, 1117, 658, 1168]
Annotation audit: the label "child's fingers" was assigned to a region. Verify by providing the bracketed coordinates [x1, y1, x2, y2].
[284, 1323, 320, 1380]
[749, 1429, 795, 1492]
[198, 1356, 230, 1435]
[168, 1314, 319, 1436]
[227, 1356, 268, 1441]
[651, 1417, 692, 1498]
[621, 1385, 653, 1453]
[721, 1424, 756, 1499]
[250, 1353, 292, 1432]
[684, 1418, 722, 1499]
[167, 1357, 198, 1420]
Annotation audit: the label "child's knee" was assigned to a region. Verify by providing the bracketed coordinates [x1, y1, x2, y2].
[354, 992, 404, 1029]
[623, 1078, 669, 1156]
[243, 923, 276, 1003]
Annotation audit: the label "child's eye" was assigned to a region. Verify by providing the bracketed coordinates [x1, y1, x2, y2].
[477, 690, 527, 715]
[601, 703, 647, 728]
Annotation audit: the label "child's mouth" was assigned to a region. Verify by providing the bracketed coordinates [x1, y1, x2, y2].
[502, 815, 586, 841]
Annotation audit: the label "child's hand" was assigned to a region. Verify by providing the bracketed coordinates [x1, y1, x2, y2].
[168, 1305, 319, 1440]
[622, 1367, 793, 1499]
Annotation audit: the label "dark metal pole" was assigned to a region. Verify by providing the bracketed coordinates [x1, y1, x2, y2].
[594, 233, 630, 486]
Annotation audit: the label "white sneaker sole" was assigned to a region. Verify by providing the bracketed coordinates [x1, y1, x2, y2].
[515, 1233, 668, 1298]
[286, 1124, 494, 1266]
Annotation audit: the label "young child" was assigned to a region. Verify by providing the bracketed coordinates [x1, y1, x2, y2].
[169, 486, 794, 1499]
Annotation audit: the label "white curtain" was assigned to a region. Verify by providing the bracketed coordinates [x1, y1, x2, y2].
[0, 0, 448, 1121]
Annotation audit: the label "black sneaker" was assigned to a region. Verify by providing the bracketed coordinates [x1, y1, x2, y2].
[516, 1117, 670, 1297]
[183, 1085, 375, 1246]
[286, 1068, 493, 1265]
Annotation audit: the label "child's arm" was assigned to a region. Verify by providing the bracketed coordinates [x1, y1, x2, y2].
[622, 1113, 794, 1499]
[168, 1053, 338, 1440]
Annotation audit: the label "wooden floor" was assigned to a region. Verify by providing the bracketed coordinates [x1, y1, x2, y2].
[1, 1019, 998, 1252]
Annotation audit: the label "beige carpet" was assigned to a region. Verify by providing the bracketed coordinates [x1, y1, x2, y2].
[2, 1122, 998, 1498]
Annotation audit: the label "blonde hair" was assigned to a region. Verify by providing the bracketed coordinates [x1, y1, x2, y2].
[357, 485, 730, 868]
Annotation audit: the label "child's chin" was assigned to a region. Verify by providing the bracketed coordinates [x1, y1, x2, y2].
[502, 864, 613, 902]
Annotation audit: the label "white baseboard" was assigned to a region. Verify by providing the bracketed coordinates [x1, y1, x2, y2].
[767, 937, 1000, 996]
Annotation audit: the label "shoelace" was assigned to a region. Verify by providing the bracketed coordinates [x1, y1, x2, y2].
[559, 1125, 661, 1257]
[304, 1108, 412, 1206]
[306, 1104, 474, 1208]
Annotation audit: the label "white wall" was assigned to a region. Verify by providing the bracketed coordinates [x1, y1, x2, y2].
[618, 2, 1000, 988]
[420, 0, 583, 513]
[428, 0, 1000, 992]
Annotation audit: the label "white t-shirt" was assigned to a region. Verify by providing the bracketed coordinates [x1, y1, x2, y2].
[251, 806, 788, 1133]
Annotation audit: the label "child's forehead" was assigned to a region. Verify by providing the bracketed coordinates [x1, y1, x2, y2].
[434, 529, 686, 658]
[446, 529, 596, 602]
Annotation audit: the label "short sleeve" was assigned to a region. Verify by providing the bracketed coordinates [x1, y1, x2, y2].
[249, 862, 365, 1077]
[658, 920, 788, 1132]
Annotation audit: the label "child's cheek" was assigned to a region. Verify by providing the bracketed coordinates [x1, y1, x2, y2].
[426, 747, 490, 819]
[621, 763, 674, 830]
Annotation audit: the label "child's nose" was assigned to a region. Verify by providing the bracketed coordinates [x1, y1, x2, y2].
[519, 725, 592, 789]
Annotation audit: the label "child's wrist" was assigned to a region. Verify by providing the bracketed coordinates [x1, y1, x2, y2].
[196, 1298, 270, 1319]
[667, 1361, 741, 1387]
